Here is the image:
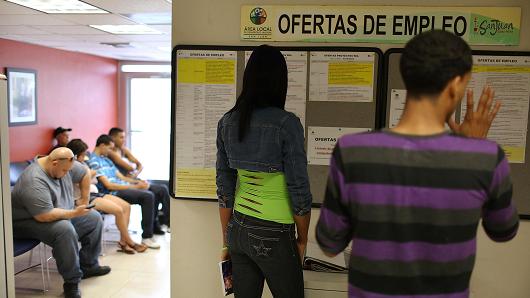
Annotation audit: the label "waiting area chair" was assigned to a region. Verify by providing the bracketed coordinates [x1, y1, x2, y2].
[13, 238, 47, 292]
[9, 160, 30, 187]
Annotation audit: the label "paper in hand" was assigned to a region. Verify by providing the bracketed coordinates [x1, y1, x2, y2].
[219, 259, 233, 296]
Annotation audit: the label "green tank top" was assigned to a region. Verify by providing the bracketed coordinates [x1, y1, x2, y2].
[234, 169, 294, 224]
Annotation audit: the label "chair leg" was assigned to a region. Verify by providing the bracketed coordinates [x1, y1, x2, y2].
[44, 244, 52, 286]
[38, 243, 47, 292]
[28, 248, 34, 267]
[100, 236, 106, 256]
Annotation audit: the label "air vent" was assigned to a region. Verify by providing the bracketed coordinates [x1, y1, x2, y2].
[100, 42, 133, 48]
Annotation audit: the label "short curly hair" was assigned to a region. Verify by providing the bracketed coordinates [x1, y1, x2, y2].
[400, 30, 472, 98]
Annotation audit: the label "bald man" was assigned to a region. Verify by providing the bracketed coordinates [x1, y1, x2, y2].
[11, 148, 111, 298]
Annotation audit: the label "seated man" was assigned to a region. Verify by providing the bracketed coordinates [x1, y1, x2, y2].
[107, 127, 142, 177]
[67, 138, 147, 254]
[11, 147, 111, 298]
[108, 127, 170, 227]
[49, 126, 72, 153]
[87, 134, 164, 249]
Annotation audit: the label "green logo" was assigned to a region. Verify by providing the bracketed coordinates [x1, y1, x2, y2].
[250, 7, 267, 25]
[473, 16, 514, 36]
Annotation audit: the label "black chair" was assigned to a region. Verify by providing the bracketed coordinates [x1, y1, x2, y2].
[9, 161, 30, 187]
[13, 238, 47, 292]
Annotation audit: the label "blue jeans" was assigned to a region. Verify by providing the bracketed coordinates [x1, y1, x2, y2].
[227, 211, 304, 298]
[12, 210, 103, 284]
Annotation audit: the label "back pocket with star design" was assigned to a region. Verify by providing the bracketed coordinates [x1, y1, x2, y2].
[248, 232, 280, 259]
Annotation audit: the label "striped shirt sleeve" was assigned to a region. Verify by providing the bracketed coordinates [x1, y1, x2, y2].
[316, 142, 354, 255]
[482, 146, 519, 242]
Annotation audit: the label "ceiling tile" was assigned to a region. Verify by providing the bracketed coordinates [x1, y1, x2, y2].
[131, 41, 170, 48]
[0, 0, 172, 62]
[0, 15, 76, 26]
[73, 34, 128, 43]
[122, 12, 171, 25]
[0, 35, 31, 43]
[36, 25, 105, 35]
[149, 25, 171, 34]
[0, 25, 48, 35]
[121, 34, 169, 42]
[54, 13, 138, 25]
[11, 34, 89, 42]
[84, 0, 170, 14]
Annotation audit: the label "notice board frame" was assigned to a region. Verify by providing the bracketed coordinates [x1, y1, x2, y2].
[169, 44, 384, 207]
[382, 48, 530, 219]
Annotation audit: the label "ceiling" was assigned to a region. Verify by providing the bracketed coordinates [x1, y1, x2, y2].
[0, 0, 172, 62]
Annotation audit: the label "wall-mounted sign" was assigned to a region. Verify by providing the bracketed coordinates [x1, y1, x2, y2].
[241, 6, 521, 45]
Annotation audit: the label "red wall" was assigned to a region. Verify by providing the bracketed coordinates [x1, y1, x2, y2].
[0, 38, 118, 162]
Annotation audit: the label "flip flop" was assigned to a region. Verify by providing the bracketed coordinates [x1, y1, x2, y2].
[130, 243, 148, 253]
[117, 242, 136, 254]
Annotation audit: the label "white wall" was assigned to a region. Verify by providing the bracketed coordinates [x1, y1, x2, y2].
[472, 223, 530, 297]
[171, 1, 530, 297]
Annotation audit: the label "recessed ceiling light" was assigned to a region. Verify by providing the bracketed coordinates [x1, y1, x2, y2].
[90, 25, 162, 35]
[123, 12, 172, 25]
[121, 64, 171, 73]
[7, 0, 108, 14]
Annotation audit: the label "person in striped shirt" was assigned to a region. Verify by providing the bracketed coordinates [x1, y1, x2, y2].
[316, 30, 519, 298]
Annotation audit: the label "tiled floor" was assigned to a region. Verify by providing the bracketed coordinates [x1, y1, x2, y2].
[14, 207, 170, 298]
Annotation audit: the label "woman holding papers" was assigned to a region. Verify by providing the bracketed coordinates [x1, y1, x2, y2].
[216, 45, 312, 298]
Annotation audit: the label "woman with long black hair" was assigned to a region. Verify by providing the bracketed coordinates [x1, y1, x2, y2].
[216, 45, 312, 297]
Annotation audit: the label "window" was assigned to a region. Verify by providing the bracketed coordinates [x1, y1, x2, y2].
[129, 76, 171, 180]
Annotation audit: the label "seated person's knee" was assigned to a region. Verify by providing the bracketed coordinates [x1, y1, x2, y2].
[53, 220, 78, 239]
[85, 210, 103, 228]
[144, 191, 155, 202]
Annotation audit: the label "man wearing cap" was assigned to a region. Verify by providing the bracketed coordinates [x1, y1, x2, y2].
[50, 126, 72, 153]
[12, 147, 111, 298]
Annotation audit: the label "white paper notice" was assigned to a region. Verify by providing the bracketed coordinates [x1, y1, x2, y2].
[460, 55, 530, 163]
[389, 89, 453, 129]
[307, 126, 371, 165]
[389, 89, 407, 128]
[245, 51, 308, 128]
[309, 51, 375, 102]
[175, 50, 237, 169]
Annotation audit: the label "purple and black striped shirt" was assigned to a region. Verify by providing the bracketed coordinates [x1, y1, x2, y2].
[316, 131, 519, 298]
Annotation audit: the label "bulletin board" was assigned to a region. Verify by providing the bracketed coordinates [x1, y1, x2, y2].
[383, 48, 530, 218]
[169, 45, 383, 205]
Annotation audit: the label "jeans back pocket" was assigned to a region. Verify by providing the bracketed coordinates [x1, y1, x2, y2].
[247, 232, 280, 259]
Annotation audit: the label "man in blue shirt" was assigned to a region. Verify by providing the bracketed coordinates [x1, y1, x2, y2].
[87, 135, 163, 249]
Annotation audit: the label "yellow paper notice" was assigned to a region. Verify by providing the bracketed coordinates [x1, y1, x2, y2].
[503, 146, 526, 163]
[473, 65, 530, 73]
[328, 62, 373, 85]
[205, 60, 235, 84]
[176, 168, 217, 198]
[177, 59, 235, 84]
